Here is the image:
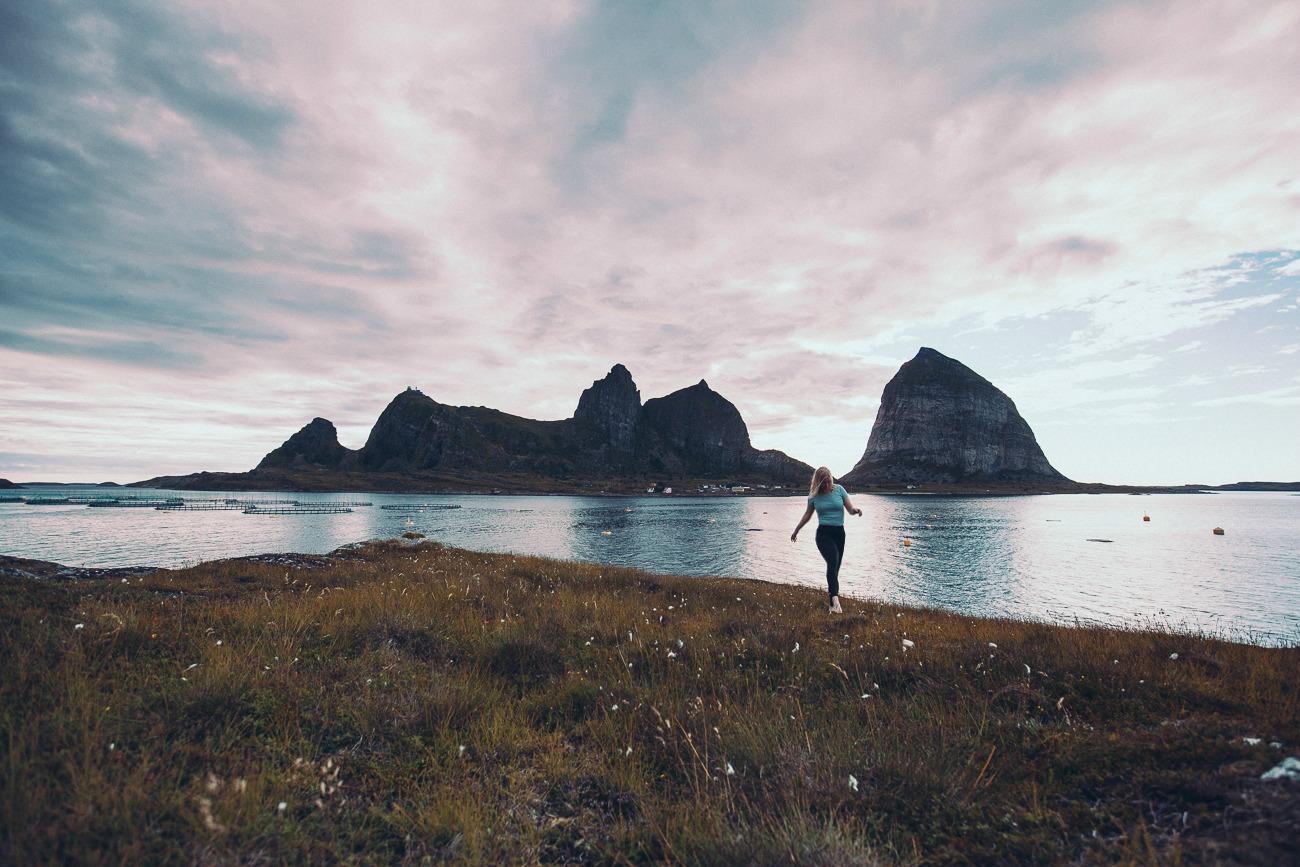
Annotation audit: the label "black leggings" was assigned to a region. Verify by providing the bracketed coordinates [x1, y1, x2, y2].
[815, 525, 846, 601]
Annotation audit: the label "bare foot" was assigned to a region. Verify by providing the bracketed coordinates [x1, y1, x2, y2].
[829, 597, 843, 614]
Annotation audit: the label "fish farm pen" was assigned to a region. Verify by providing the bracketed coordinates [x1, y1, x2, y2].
[0, 496, 23, 503]
[379, 503, 462, 510]
[242, 506, 354, 515]
[293, 500, 374, 507]
[88, 499, 184, 508]
[155, 503, 248, 511]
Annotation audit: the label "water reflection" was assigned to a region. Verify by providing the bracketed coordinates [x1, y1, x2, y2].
[1, 487, 1297, 643]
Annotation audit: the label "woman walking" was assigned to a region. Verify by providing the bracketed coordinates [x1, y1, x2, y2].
[791, 467, 862, 613]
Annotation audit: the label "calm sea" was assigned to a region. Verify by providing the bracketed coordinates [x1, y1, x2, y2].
[2, 487, 1296, 645]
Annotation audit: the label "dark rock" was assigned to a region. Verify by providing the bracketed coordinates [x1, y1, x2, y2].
[245, 367, 811, 487]
[0, 478, 22, 489]
[256, 417, 353, 470]
[842, 348, 1068, 486]
[574, 364, 642, 462]
[641, 380, 751, 476]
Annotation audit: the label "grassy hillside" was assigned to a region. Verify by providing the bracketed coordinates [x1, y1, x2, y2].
[1, 540, 1296, 864]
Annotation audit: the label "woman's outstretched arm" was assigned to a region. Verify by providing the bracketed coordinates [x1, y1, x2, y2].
[842, 490, 863, 517]
[791, 504, 815, 541]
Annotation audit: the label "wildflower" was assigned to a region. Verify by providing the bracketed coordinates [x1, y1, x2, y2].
[458, 745, 466, 757]
[667, 651, 677, 658]
[726, 762, 736, 776]
[1243, 737, 1262, 746]
[277, 801, 287, 813]
[625, 746, 632, 757]
[215, 640, 223, 646]
[848, 774, 859, 792]
[860, 693, 871, 700]
[901, 639, 915, 649]
[792, 642, 800, 653]
[74, 623, 84, 630]
[1169, 652, 1178, 660]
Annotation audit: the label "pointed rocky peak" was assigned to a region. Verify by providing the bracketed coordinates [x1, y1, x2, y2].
[256, 417, 349, 470]
[574, 364, 642, 455]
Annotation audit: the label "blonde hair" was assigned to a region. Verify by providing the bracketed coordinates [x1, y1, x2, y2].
[809, 466, 834, 497]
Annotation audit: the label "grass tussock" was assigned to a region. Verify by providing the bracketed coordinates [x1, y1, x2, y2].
[1, 539, 1297, 865]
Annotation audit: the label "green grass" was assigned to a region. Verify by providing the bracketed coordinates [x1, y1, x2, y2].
[1, 540, 1296, 865]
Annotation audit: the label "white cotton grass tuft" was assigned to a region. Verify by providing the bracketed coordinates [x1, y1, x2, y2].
[988, 642, 997, 648]
[848, 774, 859, 792]
[726, 762, 736, 776]
[74, 623, 85, 630]
[1169, 652, 1178, 660]
[1260, 757, 1300, 781]
[901, 639, 915, 649]
[277, 801, 287, 813]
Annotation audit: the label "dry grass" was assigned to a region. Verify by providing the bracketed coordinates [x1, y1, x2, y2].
[1, 539, 1296, 865]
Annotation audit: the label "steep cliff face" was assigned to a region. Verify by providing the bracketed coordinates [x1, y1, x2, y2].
[574, 364, 642, 461]
[842, 348, 1067, 486]
[255, 418, 353, 470]
[358, 388, 444, 471]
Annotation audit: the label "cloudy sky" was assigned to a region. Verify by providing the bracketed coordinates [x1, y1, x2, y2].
[3, 0, 1298, 485]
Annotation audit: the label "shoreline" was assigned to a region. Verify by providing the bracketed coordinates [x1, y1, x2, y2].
[2, 539, 1294, 648]
[2, 538, 1296, 863]
[13, 480, 1300, 498]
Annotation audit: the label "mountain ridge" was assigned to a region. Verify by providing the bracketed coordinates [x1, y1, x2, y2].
[136, 365, 813, 493]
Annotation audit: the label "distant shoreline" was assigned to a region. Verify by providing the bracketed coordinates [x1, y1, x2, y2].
[7, 478, 1300, 496]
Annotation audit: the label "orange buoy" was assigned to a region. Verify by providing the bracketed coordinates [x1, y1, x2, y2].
[1142, 513, 1150, 522]
[1212, 527, 1225, 536]
[902, 537, 912, 548]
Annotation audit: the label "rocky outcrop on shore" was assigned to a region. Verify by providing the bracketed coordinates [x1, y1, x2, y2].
[256, 418, 356, 470]
[842, 348, 1068, 486]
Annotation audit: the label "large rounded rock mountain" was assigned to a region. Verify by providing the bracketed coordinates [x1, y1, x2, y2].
[841, 348, 1067, 486]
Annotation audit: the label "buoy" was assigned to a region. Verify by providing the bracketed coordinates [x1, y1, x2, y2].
[1142, 513, 1150, 522]
[902, 537, 912, 548]
[1212, 527, 1224, 536]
